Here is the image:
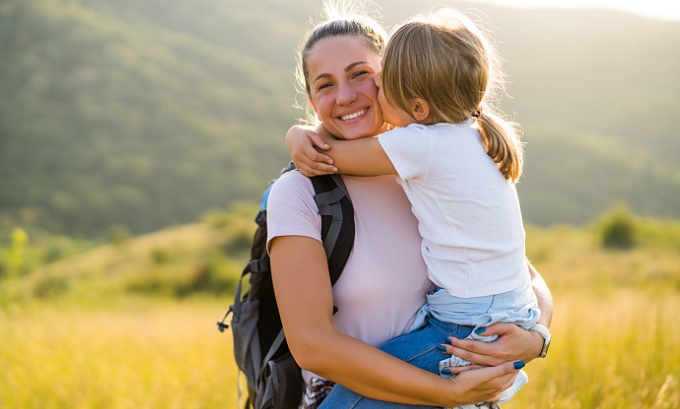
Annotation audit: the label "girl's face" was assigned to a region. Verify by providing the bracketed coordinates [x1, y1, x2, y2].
[306, 35, 388, 140]
[374, 72, 415, 128]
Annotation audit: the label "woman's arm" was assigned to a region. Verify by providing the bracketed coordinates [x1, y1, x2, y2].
[442, 261, 554, 367]
[270, 235, 523, 407]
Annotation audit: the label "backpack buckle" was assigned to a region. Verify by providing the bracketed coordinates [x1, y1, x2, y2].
[216, 305, 233, 332]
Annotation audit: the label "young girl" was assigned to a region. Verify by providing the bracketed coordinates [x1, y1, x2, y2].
[287, 8, 550, 409]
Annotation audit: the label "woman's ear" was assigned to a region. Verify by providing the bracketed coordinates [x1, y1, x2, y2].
[309, 98, 320, 118]
[409, 98, 431, 123]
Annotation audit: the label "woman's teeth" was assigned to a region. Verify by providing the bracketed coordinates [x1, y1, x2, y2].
[340, 109, 366, 121]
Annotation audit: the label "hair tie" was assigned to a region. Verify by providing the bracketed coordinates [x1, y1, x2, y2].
[472, 107, 482, 118]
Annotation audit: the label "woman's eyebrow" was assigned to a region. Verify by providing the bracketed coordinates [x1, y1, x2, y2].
[345, 61, 369, 72]
[312, 61, 370, 84]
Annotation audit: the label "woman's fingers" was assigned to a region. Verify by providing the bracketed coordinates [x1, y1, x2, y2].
[451, 361, 523, 404]
[439, 338, 499, 367]
[445, 364, 484, 375]
[441, 323, 532, 367]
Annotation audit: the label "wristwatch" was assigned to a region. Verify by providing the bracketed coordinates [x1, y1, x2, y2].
[529, 323, 551, 358]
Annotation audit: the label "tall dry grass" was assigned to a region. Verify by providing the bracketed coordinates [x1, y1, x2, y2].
[1, 220, 679, 408]
[0, 299, 239, 409]
[506, 291, 680, 408]
[2, 292, 678, 408]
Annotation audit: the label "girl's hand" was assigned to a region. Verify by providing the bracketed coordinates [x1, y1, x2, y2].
[441, 323, 544, 367]
[286, 125, 337, 177]
[446, 360, 523, 406]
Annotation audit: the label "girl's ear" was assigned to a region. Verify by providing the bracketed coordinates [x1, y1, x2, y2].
[409, 98, 432, 123]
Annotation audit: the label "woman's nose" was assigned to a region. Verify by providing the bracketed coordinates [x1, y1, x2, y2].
[336, 83, 358, 105]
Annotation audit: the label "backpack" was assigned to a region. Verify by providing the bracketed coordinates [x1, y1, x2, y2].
[217, 163, 355, 409]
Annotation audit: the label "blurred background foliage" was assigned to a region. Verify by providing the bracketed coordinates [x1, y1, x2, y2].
[0, 0, 679, 238]
[1, 202, 679, 305]
[0, 203, 258, 304]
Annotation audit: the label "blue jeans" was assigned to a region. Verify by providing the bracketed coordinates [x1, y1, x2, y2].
[318, 317, 474, 409]
[318, 284, 538, 409]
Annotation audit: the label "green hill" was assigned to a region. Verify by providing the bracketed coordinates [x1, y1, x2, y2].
[519, 124, 680, 224]
[0, 0, 302, 235]
[1, 207, 256, 303]
[1, 0, 679, 236]
[4, 205, 680, 305]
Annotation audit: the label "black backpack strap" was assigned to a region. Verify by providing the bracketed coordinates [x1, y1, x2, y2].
[330, 174, 350, 198]
[311, 174, 355, 286]
[260, 329, 286, 375]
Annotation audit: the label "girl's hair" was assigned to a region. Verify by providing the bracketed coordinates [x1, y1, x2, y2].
[381, 8, 524, 182]
[294, 1, 386, 110]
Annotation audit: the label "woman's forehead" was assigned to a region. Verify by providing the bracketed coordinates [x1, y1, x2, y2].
[307, 36, 381, 76]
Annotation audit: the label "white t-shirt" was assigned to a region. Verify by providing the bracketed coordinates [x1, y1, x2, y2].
[266, 171, 433, 383]
[379, 120, 529, 298]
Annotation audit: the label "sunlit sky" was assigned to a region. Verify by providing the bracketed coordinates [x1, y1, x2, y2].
[468, 0, 680, 21]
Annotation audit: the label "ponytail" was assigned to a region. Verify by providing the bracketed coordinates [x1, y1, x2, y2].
[476, 106, 524, 183]
[380, 8, 524, 182]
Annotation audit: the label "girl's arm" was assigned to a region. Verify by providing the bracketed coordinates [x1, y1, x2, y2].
[286, 125, 396, 177]
[442, 261, 554, 367]
[270, 235, 524, 407]
[286, 124, 336, 176]
[324, 136, 396, 176]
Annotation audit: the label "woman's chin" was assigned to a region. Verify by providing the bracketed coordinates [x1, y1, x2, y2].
[336, 122, 384, 140]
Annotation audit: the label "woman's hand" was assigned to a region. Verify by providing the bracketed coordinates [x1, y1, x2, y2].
[444, 360, 524, 406]
[442, 323, 543, 367]
[443, 263, 552, 367]
[285, 125, 337, 177]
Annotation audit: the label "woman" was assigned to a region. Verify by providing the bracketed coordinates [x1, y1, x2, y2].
[268, 3, 553, 408]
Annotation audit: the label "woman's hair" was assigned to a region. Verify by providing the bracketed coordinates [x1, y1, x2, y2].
[381, 8, 524, 182]
[294, 0, 386, 101]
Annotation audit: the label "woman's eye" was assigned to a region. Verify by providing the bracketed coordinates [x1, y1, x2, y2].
[351, 70, 369, 80]
[318, 82, 334, 91]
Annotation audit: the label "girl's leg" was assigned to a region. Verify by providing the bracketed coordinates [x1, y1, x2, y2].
[318, 320, 474, 409]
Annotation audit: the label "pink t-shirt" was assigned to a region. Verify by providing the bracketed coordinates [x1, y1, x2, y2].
[267, 171, 433, 383]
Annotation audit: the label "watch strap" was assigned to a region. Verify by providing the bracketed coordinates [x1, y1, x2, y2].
[529, 323, 551, 358]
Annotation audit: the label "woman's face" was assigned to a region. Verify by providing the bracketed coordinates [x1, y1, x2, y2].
[306, 35, 388, 140]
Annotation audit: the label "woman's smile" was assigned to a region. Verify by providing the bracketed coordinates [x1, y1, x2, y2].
[339, 108, 368, 122]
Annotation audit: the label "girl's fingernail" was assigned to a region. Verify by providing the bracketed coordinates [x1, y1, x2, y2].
[441, 369, 452, 375]
[442, 338, 452, 344]
[436, 345, 447, 352]
[513, 361, 525, 370]
[475, 327, 486, 335]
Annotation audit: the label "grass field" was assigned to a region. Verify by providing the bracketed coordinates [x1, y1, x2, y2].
[1, 291, 678, 408]
[0, 299, 239, 409]
[506, 291, 679, 408]
[1, 216, 679, 408]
